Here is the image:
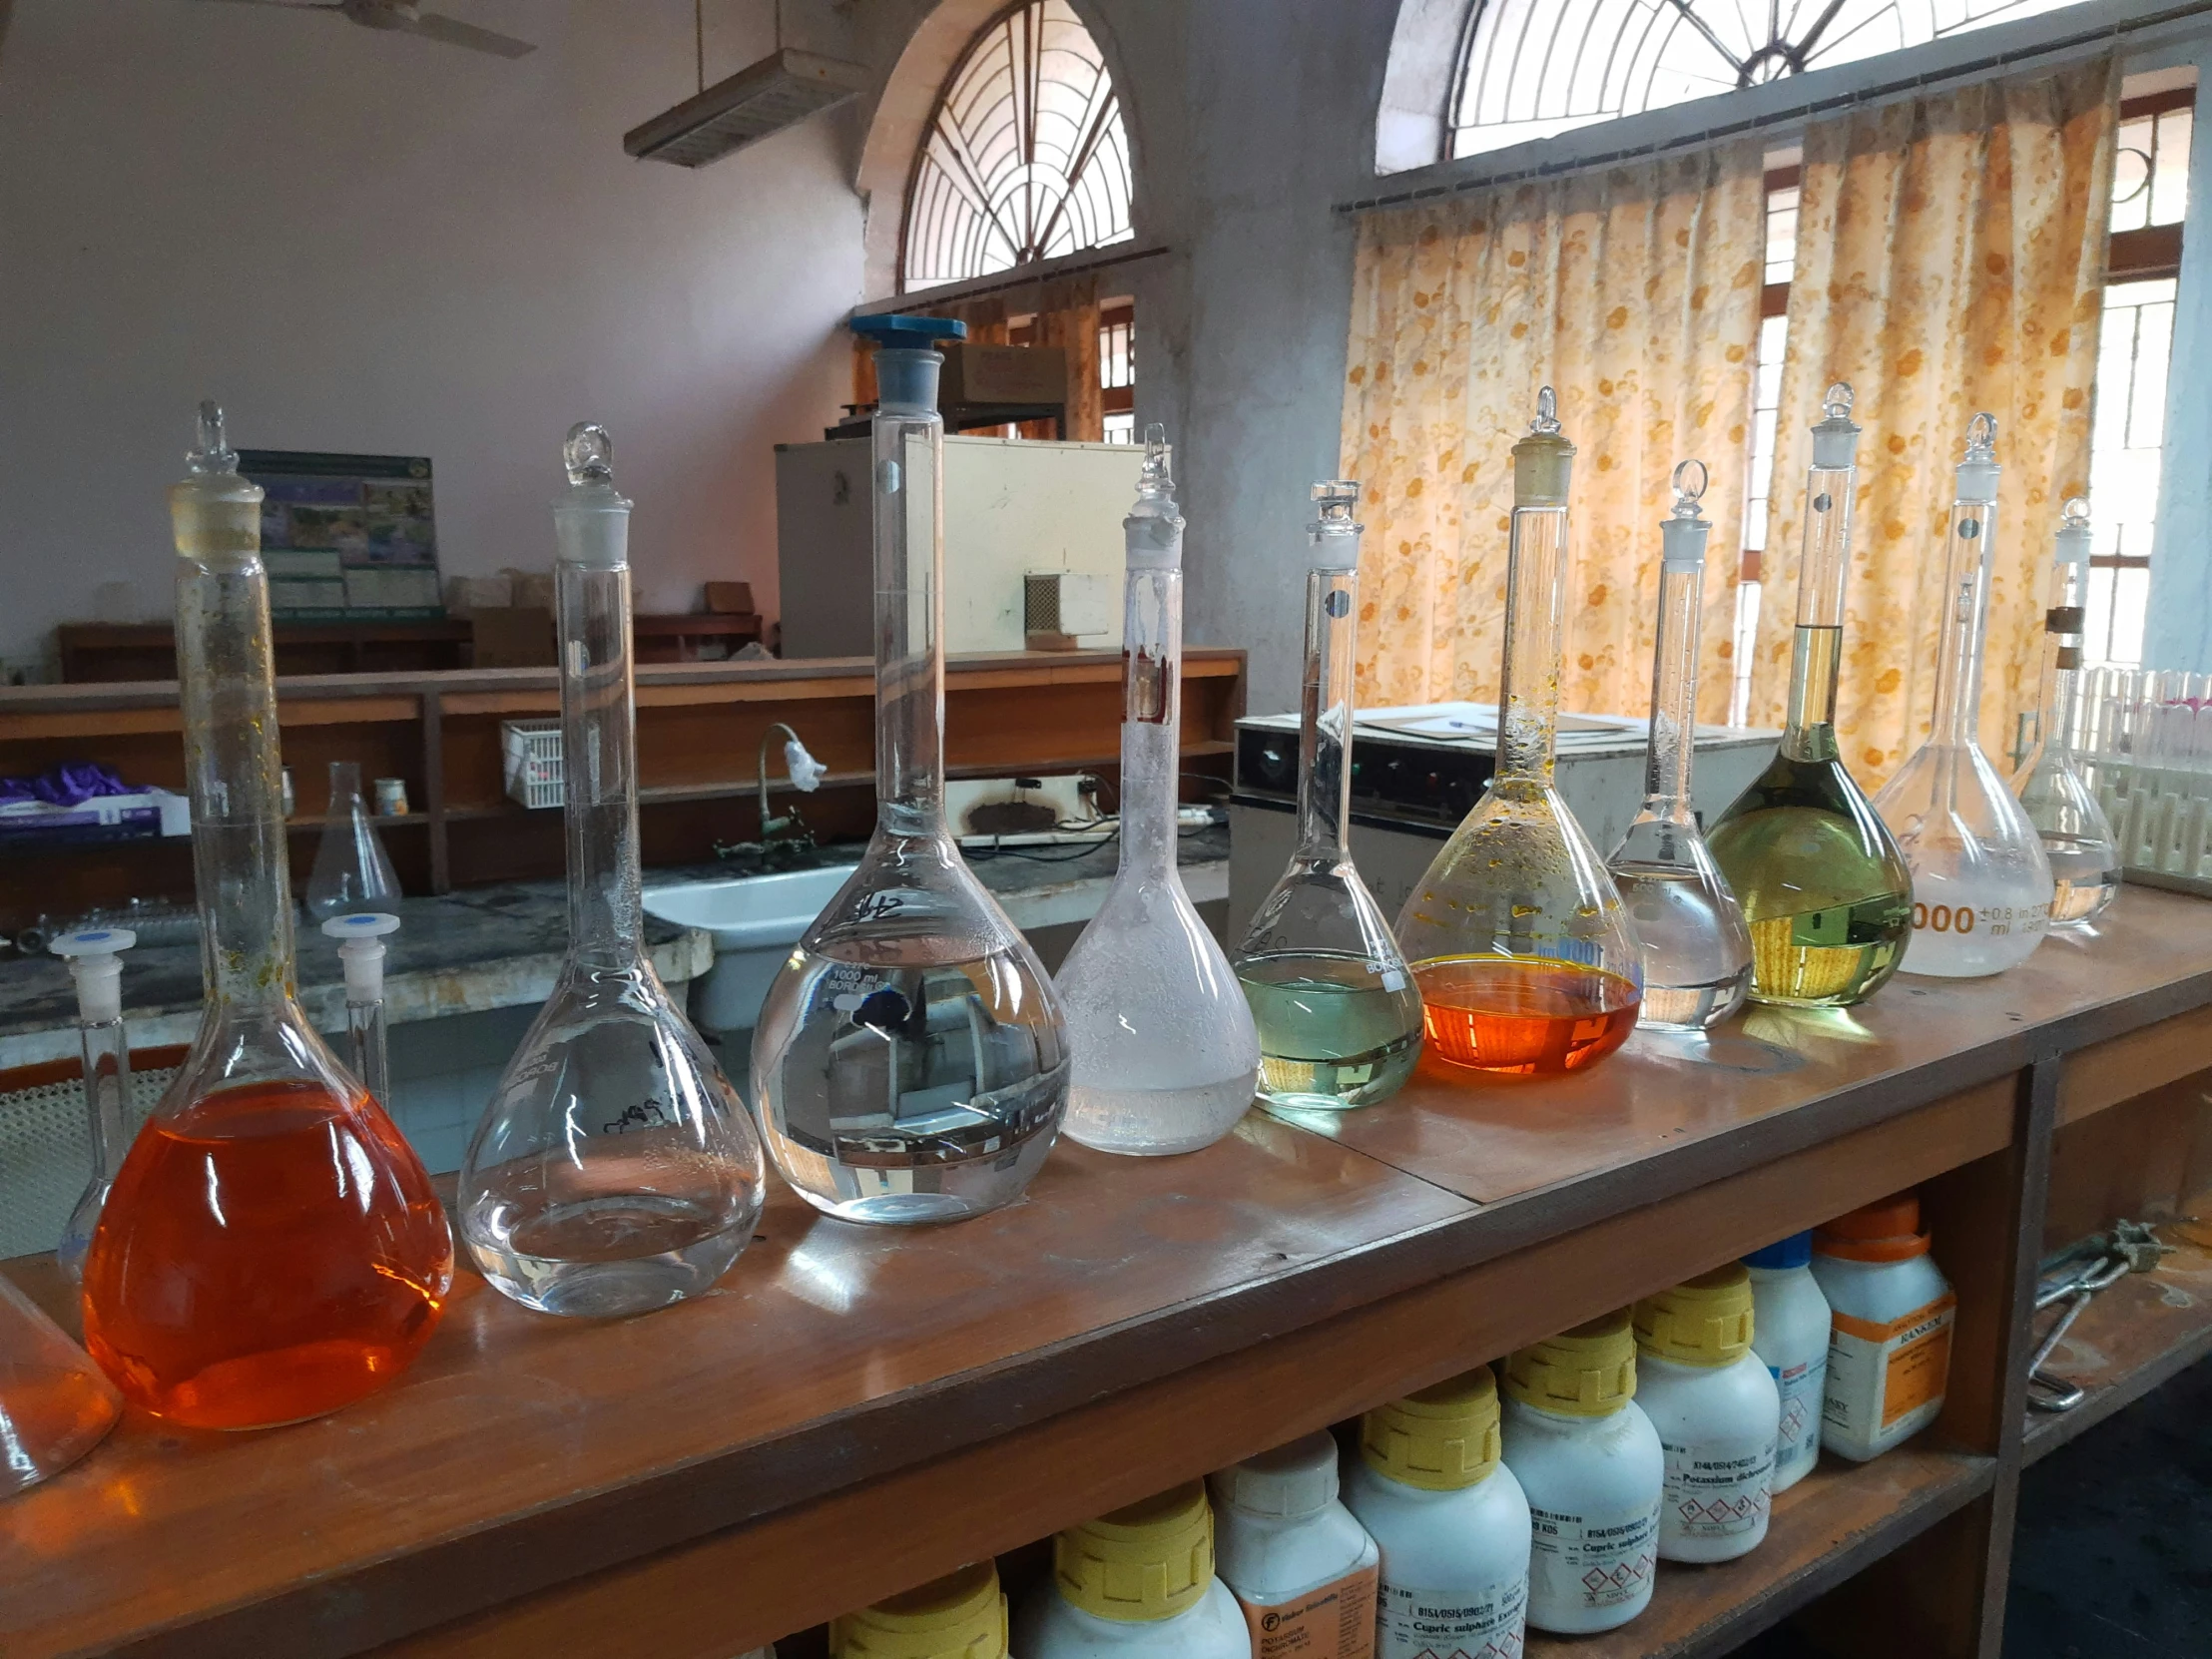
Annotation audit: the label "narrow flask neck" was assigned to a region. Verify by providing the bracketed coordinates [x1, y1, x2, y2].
[1497, 502, 1567, 782]
[872, 407, 950, 839]
[1120, 565, 1183, 874]
[1782, 461, 1856, 755]
[1299, 568, 1357, 860]
[1929, 498, 1997, 750]
[558, 562, 647, 966]
[1641, 561, 1703, 819]
[78, 1017, 131, 1181]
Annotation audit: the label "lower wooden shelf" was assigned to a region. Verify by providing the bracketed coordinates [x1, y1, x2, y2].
[2021, 1235, 2212, 1463]
[1526, 1443, 1993, 1659]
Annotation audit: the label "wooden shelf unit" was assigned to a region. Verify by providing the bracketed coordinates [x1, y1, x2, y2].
[6, 889, 2212, 1659]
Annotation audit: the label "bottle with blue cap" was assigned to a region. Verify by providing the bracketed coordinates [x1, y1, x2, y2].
[752, 314, 1070, 1222]
[1743, 1231, 1832, 1491]
[48, 925, 138, 1281]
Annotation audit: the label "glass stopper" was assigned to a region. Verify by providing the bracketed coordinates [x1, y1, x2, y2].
[1530, 384, 1561, 435]
[2060, 495, 2091, 530]
[1964, 411, 1998, 461]
[187, 399, 237, 474]
[1670, 458, 1709, 515]
[1822, 382, 1855, 419]
[1136, 421, 1174, 498]
[564, 421, 616, 485]
[1311, 480, 1362, 524]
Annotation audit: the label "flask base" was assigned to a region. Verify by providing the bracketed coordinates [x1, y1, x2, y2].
[1062, 1073, 1257, 1156]
[767, 1126, 1059, 1226]
[464, 1192, 750, 1319]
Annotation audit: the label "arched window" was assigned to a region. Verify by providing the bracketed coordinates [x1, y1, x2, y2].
[900, 0, 1133, 291]
[1449, 0, 2092, 159]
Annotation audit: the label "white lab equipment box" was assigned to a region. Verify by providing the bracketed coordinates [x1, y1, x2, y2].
[777, 435, 1140, 658]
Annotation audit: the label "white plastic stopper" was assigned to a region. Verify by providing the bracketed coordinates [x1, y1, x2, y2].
[322, 911, 400, 1004]
[50, 928, 135, 1024]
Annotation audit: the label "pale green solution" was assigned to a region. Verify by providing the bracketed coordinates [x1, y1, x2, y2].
[1238, 952, 1423, 1111]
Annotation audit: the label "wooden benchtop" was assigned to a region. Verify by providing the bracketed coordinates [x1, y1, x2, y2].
[6, 885, 2211, 1659]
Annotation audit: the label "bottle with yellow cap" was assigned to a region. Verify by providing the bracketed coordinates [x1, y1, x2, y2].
[1341, 1367, 1531, 1659]
[1211, 1430, 1380, 1659]
[831, 1561, 1006, 1659]
[1500, 1312, 1663, 1635]
[1632, 1267, 1782, 1563]
[1014, 1482, 1251, 1657]
[1811, 1192, 1955, 1461]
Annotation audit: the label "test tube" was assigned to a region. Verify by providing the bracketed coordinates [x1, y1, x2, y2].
[321, 912, 401, 1111]
[48, 927, 136, 1281]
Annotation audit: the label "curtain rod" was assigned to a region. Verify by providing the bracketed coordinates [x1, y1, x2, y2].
[1339, 0, 2212, 215]
[853, 243, 1169, 317]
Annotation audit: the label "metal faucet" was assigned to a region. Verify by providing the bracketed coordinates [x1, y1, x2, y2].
[715, 723, 826, 867]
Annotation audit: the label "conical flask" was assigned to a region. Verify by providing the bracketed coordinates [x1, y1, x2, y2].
[1874, 414, 2054, 975]
[303, 761, 400, 920]
[752, 317, 1069, 1221]
[2014, 498, 2119, 928]
[459, 426, 765, 1316]
[49, 926, 136, 1282]
[82, 403, 451, 1429]
[1231, 481, 1421, 1111]
[1606, 462, 1753, 1031]
[1392, 389, 1643, 1077]
[1058, 427, 1261, 1154]
[0, 1274, 120, 1498]
[1708, 385, 1913, 1006]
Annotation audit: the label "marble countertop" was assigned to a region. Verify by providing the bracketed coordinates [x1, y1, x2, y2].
[0, 822, 1232, 1067]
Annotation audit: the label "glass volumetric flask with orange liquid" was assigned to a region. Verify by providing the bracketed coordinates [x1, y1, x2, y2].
[1392, 389, 1643, 1077]
[80, 404, 452, 1430]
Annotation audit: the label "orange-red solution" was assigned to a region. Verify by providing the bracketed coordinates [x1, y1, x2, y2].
[81, 1078, 452, 1429]
[1413, 956, 1641, 1077]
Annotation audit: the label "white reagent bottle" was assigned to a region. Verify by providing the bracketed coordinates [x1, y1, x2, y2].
[1016, 1482, 1252, 1658]
[1213, 1429, 1381, 1659]
[1341, 1367, 1531, 1659]
[1744, 1231, 1833, 1491]
[1633, 1266, 1782, 1563]
[831, 1558, 1004, 1659]
[1501, 1312, 1664, 1635]
[1812, 1192, 1957, 1461]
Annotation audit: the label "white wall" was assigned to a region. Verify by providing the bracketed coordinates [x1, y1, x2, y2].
[0, 0, 866, 672]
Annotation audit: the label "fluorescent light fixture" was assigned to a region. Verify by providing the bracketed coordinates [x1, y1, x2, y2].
[624, 47, 866, 167]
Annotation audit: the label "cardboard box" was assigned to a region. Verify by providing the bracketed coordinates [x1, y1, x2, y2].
[938, 343, 1066, 407]
[704, 580, 755, 615]
[470, 607, 556, 669]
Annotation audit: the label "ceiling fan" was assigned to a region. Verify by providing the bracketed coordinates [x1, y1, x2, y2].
[204, 0, 536, 60]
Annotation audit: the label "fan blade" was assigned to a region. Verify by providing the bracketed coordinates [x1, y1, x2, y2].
[399, 10, 535, 57]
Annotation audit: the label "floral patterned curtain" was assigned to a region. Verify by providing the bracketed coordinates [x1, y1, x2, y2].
[1340, 140, 1768, 721]
[1755, 60, 2116, 783]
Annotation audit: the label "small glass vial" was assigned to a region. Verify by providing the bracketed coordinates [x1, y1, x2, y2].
[1015, 1483, 1253, 1657]
[1743, 1231, 1833, 1493]
[49, 925, 137, 1282]
[1501, 1312, 1663, 1635]
[1812, 1193, 1956, 1461]
[1607, 462, 1753, 1030]
[1341, 1367, 1531, 1659]
[1213, 1429, 1381, 1659]
[1632, 1267, 1781, 1563]
[831, 1560, 1006, 1658]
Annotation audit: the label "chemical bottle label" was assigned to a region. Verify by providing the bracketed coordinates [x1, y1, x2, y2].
[1238, 1561, 1380, 1659]
[1659, 1431, 1776, 1541]
[1768, 1356, 1828, 1481]
[1824, 1293, 1955, 1441]
[1526, 1500, 1658, 1614]
[1373, 1572, 1525, 1659]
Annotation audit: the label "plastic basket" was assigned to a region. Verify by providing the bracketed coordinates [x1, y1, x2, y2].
[502, 719, 564, 810]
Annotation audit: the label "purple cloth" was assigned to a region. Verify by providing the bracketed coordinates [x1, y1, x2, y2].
[0, 762, 134, 807]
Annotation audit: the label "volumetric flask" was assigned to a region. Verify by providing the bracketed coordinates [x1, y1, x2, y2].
[83, 404, 452, 1429]
[304, 761, 400, 920]
[1058, 428, 1260, 1154]
[459, 426, 765, 1317]
[1606, 463, 1752, 1031]
[752, 317, 1069, 1221]
[1231, 481, 1420, 1110]
[1393, 389, 1643, 1077]
[49, 926, 136, 1282]
[1709, 385, 1913, 1006]
[1874, 415, 2053, 975]
[0, 1274, 121, 1498]
[2013, 499, 2119, 928]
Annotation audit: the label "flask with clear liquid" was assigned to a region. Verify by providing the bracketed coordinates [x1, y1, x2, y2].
[2013, 498, 2119, 928]
[1058, 429, 1261, 1153]
[752, 316, 1069, 1220]
[304, 761, 401, 920]
[321, 911, 399, 1110]
[49, 926, 136, 1282]
[1231, 481, 1421, 1110]
[82, 403, 452, 1429]
[1874, 414, 2054, 975]
[1708, 385, 1913, 1006]
[1393, 389, 1644, 1077]
[1606, 462, 1753, 1031]
[459, 425, 765, 1315]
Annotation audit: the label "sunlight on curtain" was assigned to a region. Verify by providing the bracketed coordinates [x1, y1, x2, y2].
[1754, 60, 2115, 784]
[1340, 141, 1767, 722]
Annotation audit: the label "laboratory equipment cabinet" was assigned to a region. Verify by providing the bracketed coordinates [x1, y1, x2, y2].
[9, 884, 2212, 1659]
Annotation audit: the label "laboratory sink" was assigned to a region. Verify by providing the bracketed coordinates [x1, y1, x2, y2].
[644, 861, 858, 1035]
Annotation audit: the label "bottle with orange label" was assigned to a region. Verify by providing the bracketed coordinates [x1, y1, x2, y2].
[1212, 1430, 1381, 1659]
[1811, 1192, 1956, 1461]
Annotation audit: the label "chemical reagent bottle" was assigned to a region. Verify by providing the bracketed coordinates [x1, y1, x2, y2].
[1632, 1267, 1781, 1562]
[1213, 1428, 1381, 1659]
[1014, 1482, 1253, 1657]
[832, 1560, 1007, 1658]
[1812, 1192, 1955, 1461]
[1743, 1231, 1832, 1493]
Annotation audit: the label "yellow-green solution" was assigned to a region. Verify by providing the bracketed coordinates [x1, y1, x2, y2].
[1238, 952, 1423, 1111]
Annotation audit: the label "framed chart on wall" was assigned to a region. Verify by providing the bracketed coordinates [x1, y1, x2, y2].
[237, 449, 445, 620]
